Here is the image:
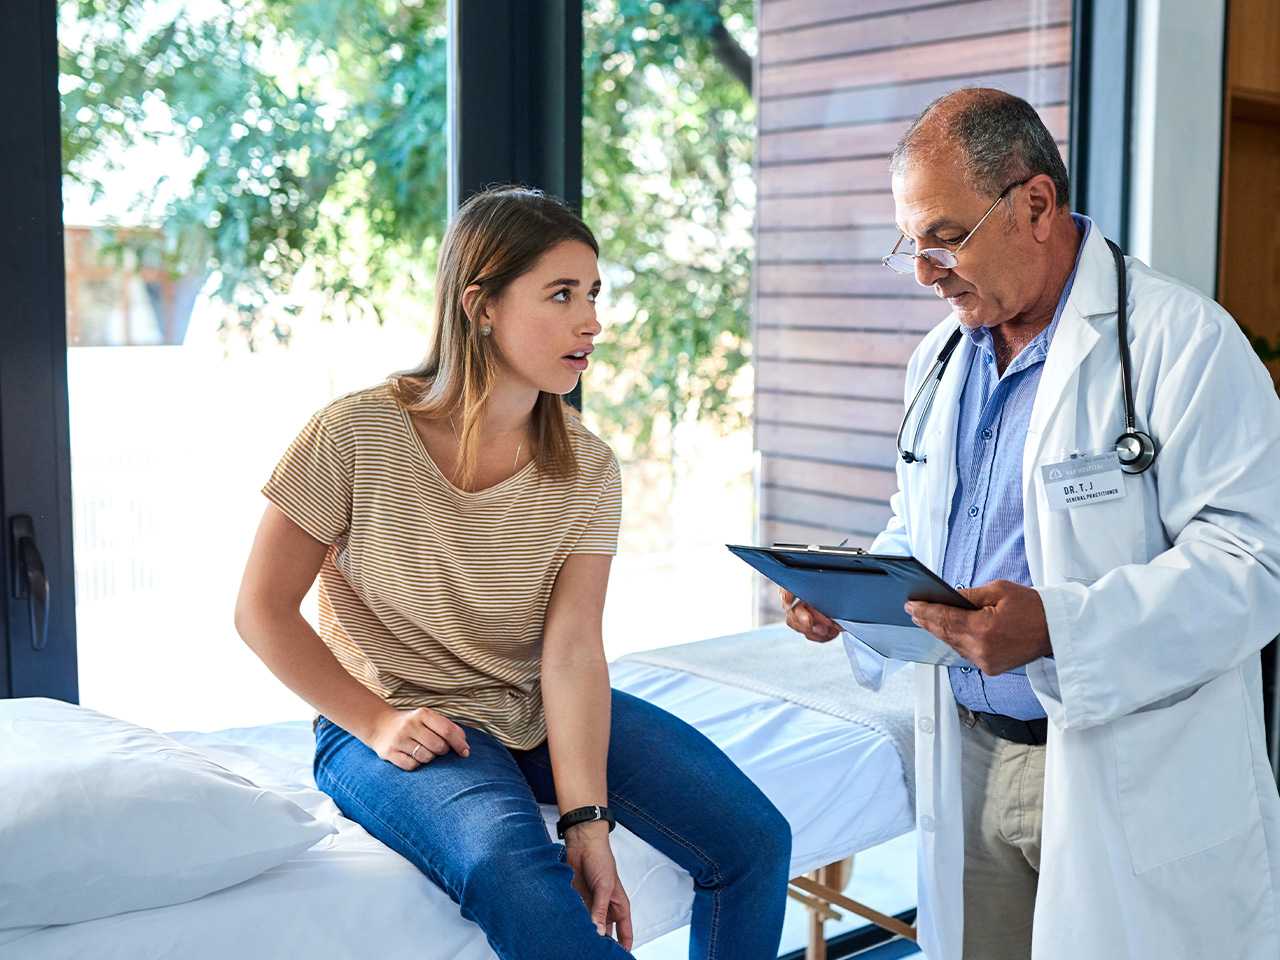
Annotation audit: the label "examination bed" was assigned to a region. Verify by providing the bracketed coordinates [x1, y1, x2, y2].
[0, 624, 916, 959]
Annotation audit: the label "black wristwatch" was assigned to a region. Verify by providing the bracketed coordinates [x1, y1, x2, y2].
[555, 804, 616, 839]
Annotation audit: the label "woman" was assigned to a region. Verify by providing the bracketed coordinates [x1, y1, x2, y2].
[234, 186, 791, 959]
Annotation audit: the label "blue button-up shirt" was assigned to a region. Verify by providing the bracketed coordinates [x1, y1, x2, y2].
[943, 215, 1090, 720]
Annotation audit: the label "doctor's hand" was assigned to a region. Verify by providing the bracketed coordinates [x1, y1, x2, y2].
[564, 822, 634, 950]
[905, 580, 1053, 675]
[781, 589, 841, 643]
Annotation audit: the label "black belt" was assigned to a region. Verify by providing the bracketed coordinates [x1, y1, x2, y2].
[972, 710, 1047, 746]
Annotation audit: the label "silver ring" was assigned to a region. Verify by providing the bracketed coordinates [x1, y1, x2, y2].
[411, 743, 424, 762]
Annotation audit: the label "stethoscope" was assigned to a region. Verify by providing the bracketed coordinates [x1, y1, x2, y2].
[896, 238, 1158, 475]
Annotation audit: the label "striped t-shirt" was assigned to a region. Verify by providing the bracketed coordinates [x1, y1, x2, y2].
[262, 382, 622, 749]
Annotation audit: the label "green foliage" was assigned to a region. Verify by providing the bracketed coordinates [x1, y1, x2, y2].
[59, 0, 756, 444]
[583, 0, 756, 454]
[60, 0, 447, 347]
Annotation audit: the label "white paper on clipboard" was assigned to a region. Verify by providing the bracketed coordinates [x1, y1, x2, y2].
[836, 619, 968, 667]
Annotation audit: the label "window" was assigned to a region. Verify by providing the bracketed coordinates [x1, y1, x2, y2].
[58, 0, 449, 730]
[581, 0, 759, 660]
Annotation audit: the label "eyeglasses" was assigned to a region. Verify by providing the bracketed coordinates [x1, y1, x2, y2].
[881, 177, 1031, 276]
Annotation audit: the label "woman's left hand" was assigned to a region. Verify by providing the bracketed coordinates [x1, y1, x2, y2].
[564, 822, 633, 950]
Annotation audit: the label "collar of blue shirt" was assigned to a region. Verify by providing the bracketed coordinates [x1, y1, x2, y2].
[962, 213, 1092, 377]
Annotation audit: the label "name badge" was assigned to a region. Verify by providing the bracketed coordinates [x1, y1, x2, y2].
[1040, 450, 1126, 511]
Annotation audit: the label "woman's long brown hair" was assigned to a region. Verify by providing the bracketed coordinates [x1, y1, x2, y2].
[390, 186, 598, 489]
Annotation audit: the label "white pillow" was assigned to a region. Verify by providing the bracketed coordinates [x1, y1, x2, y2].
[0, 698, 336, 929]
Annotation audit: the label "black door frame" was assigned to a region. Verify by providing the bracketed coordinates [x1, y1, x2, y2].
[1070, 0, 1137, 246]
[0, 0, 78, 701]
[448, 0, 583, 212]
[448, 0, 584, 406]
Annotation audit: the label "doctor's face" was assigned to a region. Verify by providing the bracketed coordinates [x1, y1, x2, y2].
[890, 161, 1042, 330]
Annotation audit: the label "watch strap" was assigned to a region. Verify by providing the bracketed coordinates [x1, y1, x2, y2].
[555, 804, 615, 839]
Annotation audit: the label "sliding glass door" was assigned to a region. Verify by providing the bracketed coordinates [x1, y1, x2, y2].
[9, 0, 450, 730]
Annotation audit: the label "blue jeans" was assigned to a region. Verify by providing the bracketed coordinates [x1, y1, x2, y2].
[313, 689, 791, 960]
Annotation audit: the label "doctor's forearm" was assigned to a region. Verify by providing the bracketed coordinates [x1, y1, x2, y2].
[541, 652, 612, 812]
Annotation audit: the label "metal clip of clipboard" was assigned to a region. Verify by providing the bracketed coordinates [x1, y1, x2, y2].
[771, 541, 867, 555]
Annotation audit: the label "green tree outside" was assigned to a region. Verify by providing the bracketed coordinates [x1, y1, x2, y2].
[59, 0, 755, 454]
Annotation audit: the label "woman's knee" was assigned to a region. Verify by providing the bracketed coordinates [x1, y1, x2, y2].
[459, 844, 562, 905]
[724, 791, 793, 882]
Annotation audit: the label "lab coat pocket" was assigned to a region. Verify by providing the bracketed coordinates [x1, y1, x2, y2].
[1039, 462, 1145, 582]
[1113, 670, 1255, 874]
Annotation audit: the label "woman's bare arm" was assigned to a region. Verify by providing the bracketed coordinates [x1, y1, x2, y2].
[235, 504, 469, 766]
[233, 504, 392, 742]
[540, 552, 633, 948]
[540, 552, 613, 811]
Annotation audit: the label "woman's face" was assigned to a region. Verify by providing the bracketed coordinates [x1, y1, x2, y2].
[480, 240, 602, 396]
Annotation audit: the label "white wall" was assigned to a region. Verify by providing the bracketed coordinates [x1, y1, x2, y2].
[1129, 0, 1227, 296]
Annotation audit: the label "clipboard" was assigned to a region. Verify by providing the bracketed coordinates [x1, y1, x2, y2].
[726, 542, 977, 666]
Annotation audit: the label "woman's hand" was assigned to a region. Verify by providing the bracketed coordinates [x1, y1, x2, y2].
[564, 822, 633, 950]
[366, 706, 471, 770]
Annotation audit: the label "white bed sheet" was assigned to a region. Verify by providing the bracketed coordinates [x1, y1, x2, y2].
[1, 662, 911, 959]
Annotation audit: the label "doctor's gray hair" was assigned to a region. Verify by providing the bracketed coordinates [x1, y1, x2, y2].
[890, 89, 1070, 209]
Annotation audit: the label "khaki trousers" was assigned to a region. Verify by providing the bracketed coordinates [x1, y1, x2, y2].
[958, 705, 1046, 960]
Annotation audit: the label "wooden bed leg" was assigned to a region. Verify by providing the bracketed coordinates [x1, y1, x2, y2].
[806, 869, 827, 960]
[793, 855, 916, 957]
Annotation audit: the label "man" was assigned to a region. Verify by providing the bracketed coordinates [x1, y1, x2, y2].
[785, 88, 1280, 960]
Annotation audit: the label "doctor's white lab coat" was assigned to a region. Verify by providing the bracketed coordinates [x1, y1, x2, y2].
[845, 226, 1280, 960]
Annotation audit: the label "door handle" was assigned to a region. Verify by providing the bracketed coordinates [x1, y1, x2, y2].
[10, 515, 50, 651]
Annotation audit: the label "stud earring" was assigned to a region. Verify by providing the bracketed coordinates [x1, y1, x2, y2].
[480, 324, 492, 337]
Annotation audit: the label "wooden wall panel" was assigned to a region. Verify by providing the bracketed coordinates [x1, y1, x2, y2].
[755, 357, 906, 401]
[758, 157, 890, 195]
[761, 0, 1069, 65]
[760, 119, 912, 164]
[757, 193, 896, 228]
[755, 327, 917, 366]
[760, 106, 1067, 165]
[759, 262, 945, 297]
[756, 296, 948, 332]
[1227, 0, 1280, 96]
[757, 392, 901, 434]
[762, 0, 940, 33]
[1220, 0, 1280, 386]
[764, 521, 876, 550]
[762, 456, 898, 504]
[757, 226, 897, 262]
[759, 65, 1071, 135]
[753, 0, 1074, 620]
[760, 27, 1070, 99]
[761, 486, 894, 537]
[756, 423, 897, 467]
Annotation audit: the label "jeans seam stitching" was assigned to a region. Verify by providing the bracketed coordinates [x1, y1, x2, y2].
[607, 792, 725, 887]
[608, 791, 727, 958]
[708, 887, 722, 960]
